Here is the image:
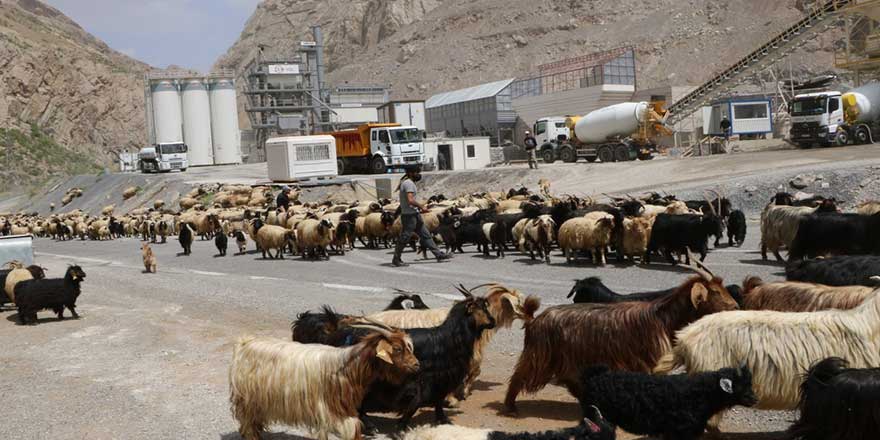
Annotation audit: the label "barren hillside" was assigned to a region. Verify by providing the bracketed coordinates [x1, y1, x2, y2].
[217, 0, 839, 100]
[0, 0, 148, 190]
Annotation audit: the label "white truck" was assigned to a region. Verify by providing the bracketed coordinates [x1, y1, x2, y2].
[330, 123, 426, 174]
[789, 83, 880, 148]
[536, 100, 669, 163]
[139, 142, 189, 173]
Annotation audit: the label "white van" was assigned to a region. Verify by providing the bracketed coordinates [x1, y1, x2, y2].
[266, 135, 338, 182]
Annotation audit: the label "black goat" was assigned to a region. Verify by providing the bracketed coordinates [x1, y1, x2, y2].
[567, 277, 744, 308]
[359, 293, 495, 427]
[786, 255, 880, 287]
[771, 191, 795, 206]
[577, 364, 757, 440]
[788, 357, 880, 440]
[178, 222, 194, 256]
[291, 294, 430, 344]
[646, 214, 721, 264]
[484, 220, 508, 258]
[788, 213, 880, 261]
[726, 209, 746, 246]
[15, 265, 86, 325]
[296, 289, 496, 428]
[215, 231, 228, 256]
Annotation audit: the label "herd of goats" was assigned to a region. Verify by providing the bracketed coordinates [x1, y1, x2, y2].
[3, 181, 880, 440]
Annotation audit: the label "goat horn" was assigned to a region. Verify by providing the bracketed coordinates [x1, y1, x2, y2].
[679, 249, 713, 281]
[349, 323, 394, 338]
[709, 189, 723, 215]
[454, 284, 473, 298]
[702, 191, 718, 216]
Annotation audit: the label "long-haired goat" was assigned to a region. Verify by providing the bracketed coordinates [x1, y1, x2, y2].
[15, 265, 86, 325]
[229, 324, 419, 440]
[788, 212, 880, 261]
[503, 256, 738, 414]
[356, 288, 496, 427]
[760, 200, 836, 261]
[577, 364, 756, 440]
[741, 277, 875, 312]
[566, 276, 744, 308]
[788, 357, 880, 440]
[785, 255, 880, 287]
[654, 288, 880, 430]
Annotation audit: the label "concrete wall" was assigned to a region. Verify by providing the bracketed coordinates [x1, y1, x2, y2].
[329, 107, 379, 124]
[424, 137, 491, 171]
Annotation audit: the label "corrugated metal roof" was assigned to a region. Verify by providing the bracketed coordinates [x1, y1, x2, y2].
[425, 78, 515, 109]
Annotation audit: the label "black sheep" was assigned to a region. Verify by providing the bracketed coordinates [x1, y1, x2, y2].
[0, 265, 46, 306]
[577, 364, 757, 440]
[178, 222, 194, 256]
[788, 357, 880, 440]
[234, 230, 247, 255]
[785, 255, 880, 287]
[567, 277, 744, 308]
[15, 265, 86, 325]
[215, 230, 228, 256]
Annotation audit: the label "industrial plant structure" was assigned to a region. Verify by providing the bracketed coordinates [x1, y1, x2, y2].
[143, 70, 242, 166]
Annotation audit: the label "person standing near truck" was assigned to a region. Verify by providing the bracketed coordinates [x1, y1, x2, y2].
[524, 130, 538, 169]
[391, 164, 451, 267]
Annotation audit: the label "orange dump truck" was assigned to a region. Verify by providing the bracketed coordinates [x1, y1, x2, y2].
[329, 123, 426, 174]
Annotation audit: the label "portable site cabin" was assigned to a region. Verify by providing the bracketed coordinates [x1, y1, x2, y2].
[423, 137, 491, 171]
[265, 135, 338, 182]
[703, 97, 773, 137]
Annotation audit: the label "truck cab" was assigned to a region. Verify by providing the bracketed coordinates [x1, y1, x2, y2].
[790, 92, 844, 147]
[332, 124, 426, 174]
[139, 142, 189, 173]
[534, 117, 570, 145]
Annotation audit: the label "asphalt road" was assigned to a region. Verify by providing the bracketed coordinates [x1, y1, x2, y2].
[0, 219, 796, 440]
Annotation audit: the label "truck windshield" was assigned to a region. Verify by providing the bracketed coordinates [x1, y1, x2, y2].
[390, 128, 421, 144]
[791, 98, 827, 116]
[158, 143, 187, 154]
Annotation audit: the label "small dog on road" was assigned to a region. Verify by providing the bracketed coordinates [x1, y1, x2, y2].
[142, 243, 157, 273]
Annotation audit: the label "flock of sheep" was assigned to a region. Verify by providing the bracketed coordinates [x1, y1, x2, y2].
[3, 181, 880, 440]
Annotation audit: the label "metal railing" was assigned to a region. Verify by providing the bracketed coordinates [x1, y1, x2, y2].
[667, 0, 854, 125]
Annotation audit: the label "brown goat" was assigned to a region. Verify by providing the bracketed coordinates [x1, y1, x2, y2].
[742, 277, 875, 312]
[503, 257, 738, 415]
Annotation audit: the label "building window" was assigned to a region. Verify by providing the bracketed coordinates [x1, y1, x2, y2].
[733, 103, 768, 119]
[466, 144, 476, 158]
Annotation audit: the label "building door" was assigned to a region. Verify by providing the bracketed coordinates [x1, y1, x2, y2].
[438, 144, 452, 171]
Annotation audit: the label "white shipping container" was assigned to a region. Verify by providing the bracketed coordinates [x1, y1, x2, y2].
[266, 135, 338, 182]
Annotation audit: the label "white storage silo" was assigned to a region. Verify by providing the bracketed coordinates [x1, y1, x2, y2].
[151, 80, 183, 144]
[209, 79, 242, 165]
[181, 79, 214, 166]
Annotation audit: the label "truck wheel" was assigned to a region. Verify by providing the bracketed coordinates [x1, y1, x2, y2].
[559, 147, 577, 163]
[337, 159, 346, 175]
[541, 149, 555, 164]
[598, 146, 614, 163]
[835, 130, 849, 147]
[614, 145, 631, 162]
[370, 156, 387, 174]
[855, 127, 870, 145]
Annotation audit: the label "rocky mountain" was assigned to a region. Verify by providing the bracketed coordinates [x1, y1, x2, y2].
[217, 0, 839, 101]
[0, 0, 148, 190]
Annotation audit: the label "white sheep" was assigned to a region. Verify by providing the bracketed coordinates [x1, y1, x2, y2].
[296, 218, 335, 260]
[254, 224, 296, 259]
[655, 289, 880, 430]
[557, 212, 615, 265]
[621, 216, 655, 263]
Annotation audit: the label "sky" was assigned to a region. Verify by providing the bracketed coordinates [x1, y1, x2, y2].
[44, 0, 261, 72]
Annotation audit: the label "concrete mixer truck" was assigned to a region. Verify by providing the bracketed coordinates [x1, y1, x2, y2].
[536, 98, 670, 163]
[789, 83, 880, 148]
